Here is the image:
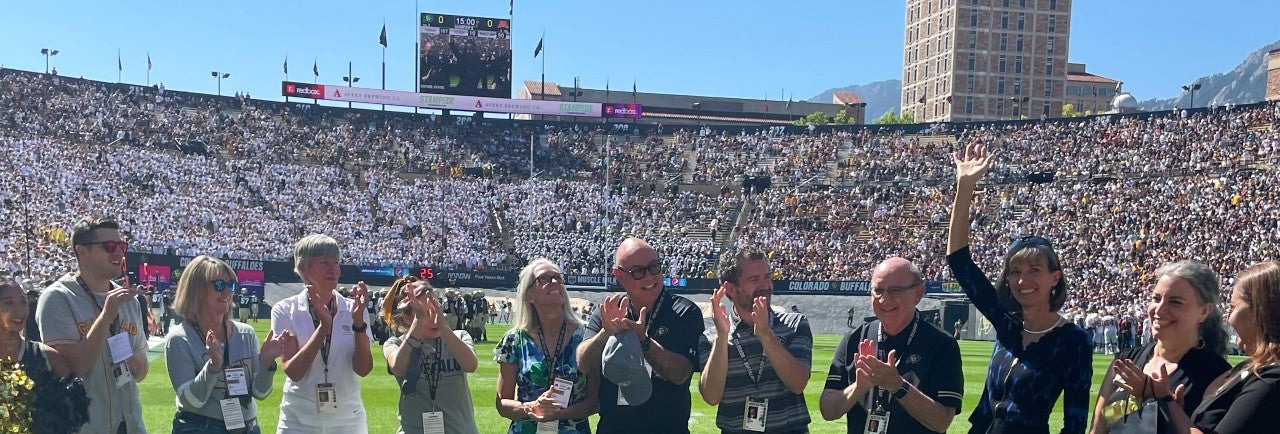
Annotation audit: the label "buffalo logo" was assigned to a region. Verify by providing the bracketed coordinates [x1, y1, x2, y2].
[657, 326, 668, 336]
[907, 354, 921, 364]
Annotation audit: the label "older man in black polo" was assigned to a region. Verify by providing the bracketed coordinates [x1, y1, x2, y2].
[819, 257, 963, 434]
[578, 237, 705, 434]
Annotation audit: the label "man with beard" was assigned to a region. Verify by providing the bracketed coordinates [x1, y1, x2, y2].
[698, 245, 812, 433]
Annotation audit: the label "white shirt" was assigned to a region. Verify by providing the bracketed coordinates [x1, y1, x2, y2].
[270, 289, 371, 427]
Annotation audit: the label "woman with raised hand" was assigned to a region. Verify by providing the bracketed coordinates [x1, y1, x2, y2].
[1089, 260, 1230, 434]
[270, 234, 374, 434]
[1156, 261, 1280, 433]
[166, 255, 293, 434]
[946, 142, 1093, 434]
[494, 258, 598, 434]
[382, 276, 479, 434]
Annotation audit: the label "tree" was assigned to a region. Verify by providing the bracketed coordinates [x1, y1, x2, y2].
[872, 109, 916, 125]
[793, 111, 830, 126]
[832, 108, 859, 125]
[1062, 103, 1078, 118]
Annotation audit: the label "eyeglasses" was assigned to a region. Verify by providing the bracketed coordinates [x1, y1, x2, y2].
[535, 273, 564, 286]
[616, 261, 663, 280]
[1008, 235, 1053, 252]
[210, 280, 238, 293]
[871, 281, 922, 299]
[79, 240, 129, 253]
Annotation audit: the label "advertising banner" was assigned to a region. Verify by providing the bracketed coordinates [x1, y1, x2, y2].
[282, 81, 601, 117]
[236, 269, 265, 296]
[602, 103, 643, 119]
[139, 264, 172, 290]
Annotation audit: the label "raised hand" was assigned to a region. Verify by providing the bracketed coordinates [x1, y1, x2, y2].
[426, 295, 451, 332]
[952, 141, 995, 186]
[259, 330, 289, 366]
[711, 286, 731, 335]
[600, 294, 630, 337]
[280, 329, 300, 360]
[855, 349, 902, 389]
[102, 286, 136, 319]
[205, 330, 224, 373]
[1112, 359, 1151, 400]
[751, 296, 773, 338]
[351, 281, 369, 326]
[307, 290, 335, 330]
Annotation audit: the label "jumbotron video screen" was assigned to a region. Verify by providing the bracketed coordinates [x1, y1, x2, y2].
[419, 13, 512, 98]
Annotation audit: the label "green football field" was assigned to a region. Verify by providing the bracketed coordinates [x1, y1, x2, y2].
[138, 322, 1245, 433]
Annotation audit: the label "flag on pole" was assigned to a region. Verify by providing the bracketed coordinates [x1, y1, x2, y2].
[283, 56, 288, 74]
[147, 53, 152, 71]
[313, 60, 318, 77]
[509, 0, 514, 16]
[605, 78, 610, 102]
[379, 24, 388, 47]
[117, 51, 122, 72]
[533, 33, 544, 58]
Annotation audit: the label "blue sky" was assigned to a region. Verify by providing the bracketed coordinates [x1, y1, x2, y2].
[1, 0, 1277, 108]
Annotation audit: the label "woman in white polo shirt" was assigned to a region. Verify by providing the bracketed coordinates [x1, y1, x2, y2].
[270, 234, 374, 434]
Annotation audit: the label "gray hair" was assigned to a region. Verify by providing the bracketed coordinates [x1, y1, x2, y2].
[1153, 260, 1227, 356]
[293, 234, 340, 278]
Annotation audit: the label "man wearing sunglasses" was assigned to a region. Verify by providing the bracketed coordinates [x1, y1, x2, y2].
[577, 237, 705, 434]
[819, 258, 963, 434]
[37, 217, 149, 434]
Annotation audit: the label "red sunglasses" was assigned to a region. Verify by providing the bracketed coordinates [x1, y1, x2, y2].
[80, 240, 130, 253]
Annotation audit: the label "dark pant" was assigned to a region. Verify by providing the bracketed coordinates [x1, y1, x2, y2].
[171, 411, 259, 434]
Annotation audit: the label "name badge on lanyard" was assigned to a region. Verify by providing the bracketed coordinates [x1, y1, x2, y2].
[422, 411, 445, 434]
[224, 367, 249, 397]
[865, 405, 890, 434]
[316, 383, 338, 414]
[743, 397, 768, 432]
[220, 398, 246, 430]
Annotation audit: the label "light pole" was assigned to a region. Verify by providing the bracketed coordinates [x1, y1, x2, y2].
[1181, 82, 1201, 109]
[40, 48, 59, 74]
[211, 71, 230, 96]
[343, 61, 360, 109]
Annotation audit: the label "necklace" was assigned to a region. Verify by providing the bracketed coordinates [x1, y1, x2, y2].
[1022, 316, 1063, 335]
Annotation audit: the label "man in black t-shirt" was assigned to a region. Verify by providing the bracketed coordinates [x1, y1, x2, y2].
[577, 237, 705, 434]
[819, 257, 964, 434]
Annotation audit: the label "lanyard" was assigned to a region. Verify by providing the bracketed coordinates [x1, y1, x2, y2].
[75, 276, 120, 335]
[308, 297, 337, 382]
[870, 318, 918, 408]
[536, 320, 568, 382]
[193, 320, 240, 402]
[626, 291, 666, 338]
[418, 337, 444, 407]
[730, 312, 770, 388]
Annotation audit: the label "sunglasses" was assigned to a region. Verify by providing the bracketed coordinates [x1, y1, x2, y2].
[80, 240, 129, 253]
[210, 280, 238, 293]
[535, 273, 565, 286]
[1008, 235, 1053, 252]
[616, 261, 663, 280]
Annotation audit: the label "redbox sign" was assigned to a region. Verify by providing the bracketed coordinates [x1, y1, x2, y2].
[602, 103, 643, 119]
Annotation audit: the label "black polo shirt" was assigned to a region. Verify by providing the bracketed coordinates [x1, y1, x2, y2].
[586, 289, 704, 434]
[825, 314, 964, 434]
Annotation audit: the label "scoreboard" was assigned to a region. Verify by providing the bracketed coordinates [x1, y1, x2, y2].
[419, 13, 512, 99]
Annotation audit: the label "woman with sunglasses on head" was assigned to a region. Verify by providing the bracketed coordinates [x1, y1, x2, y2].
[947, 143, 1093, 434]
[381, 276, 479, 434]
[165, 255, 295, 433]
[1088, 261, 1230, 434]
[495, 258, 599, 434]
[1153, 261, 1280, 433]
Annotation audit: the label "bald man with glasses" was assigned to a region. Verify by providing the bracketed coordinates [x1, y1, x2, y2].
[819, 257, 963, 434]
[577, 237, 705, 434]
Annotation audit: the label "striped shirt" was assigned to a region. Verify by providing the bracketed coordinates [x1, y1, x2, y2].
[699, 311, 812, 433]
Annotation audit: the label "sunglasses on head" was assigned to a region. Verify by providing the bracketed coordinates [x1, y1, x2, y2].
[616, 261, 663, 280]
[535, 272, 565, 286]
[1008, 235, 1053, 253]
[210, 280, 238, 293]
[80, 240, 129, 253]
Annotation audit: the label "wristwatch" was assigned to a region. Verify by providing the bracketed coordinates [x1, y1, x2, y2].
[640, 336, 653, 353]
[893, 380, 911, 399]
[352, 322, 368, 333]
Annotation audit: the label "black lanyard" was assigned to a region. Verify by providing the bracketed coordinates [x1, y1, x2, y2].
[626, 291, 666, 338]
[308, 297, 337, 382]
[193, 320, 240, 402]
[870, 318, 919, 408]
[536, 320, 568, 382]
[418, 337, 444, 406]
[730, 313, 770, 388]
[76, 276, 120, 335]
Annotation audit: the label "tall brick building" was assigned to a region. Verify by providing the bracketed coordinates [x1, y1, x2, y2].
[1268, 48, 1280, 102]
[902, 0, 1073, 122]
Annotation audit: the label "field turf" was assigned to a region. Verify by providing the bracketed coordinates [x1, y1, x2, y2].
[138, 322, 1244, 433]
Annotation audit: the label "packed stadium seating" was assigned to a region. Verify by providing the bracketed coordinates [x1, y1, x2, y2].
[3, 67, 1278, 328]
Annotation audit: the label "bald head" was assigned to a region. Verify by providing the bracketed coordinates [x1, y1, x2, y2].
[873, 257, 922, 282]
[615, 237, 656, 266]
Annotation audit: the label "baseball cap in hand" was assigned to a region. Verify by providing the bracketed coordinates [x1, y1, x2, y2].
[602, 330, 652, 406]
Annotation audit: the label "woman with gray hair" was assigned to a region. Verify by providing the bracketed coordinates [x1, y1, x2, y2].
[166, 255, 293, 433]
[270, 234, 374, 434]
[494, 258, 598, 434]
[1088, 260, 1231, 434]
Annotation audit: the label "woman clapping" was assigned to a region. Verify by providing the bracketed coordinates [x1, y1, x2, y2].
[382, 276, 479, 434]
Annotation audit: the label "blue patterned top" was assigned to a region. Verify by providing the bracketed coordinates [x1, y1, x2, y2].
[948, 246, 1093, 434]
[494, 326, 590, 434]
